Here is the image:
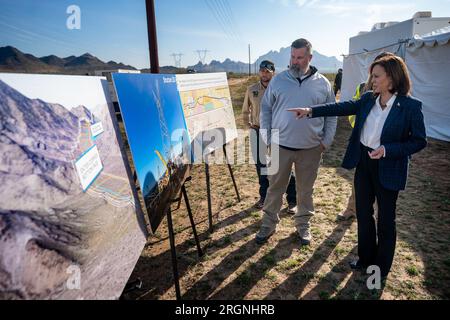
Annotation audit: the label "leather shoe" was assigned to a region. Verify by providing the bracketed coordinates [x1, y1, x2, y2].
[286, 203, 297, 215]
[349, 260, 368, 271]
[337, 208, 356, 220]
[255, 227, 275, 245]
[298, 230, 311, 246]
[254, 199, 265, 210]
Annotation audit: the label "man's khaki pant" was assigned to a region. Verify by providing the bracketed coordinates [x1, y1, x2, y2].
[347, 181, 356, 212]
[262, 144, 323, 236]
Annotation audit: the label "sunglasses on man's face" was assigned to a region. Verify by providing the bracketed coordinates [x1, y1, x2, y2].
[260, 63, 274, 71]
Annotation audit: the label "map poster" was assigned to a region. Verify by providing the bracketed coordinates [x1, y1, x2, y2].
[113, 73, 191, 233]
[0, 73, 147, 300]
[176, 72, 238, 159]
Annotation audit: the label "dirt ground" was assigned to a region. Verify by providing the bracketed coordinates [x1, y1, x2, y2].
[120, 76, 450, 300]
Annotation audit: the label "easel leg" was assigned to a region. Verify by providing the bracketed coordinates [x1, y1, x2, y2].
[182, 185, 203, 257]
[223, 144, 241, 202]
[166, 207, 181, 300]
[205, 159, 213, 233]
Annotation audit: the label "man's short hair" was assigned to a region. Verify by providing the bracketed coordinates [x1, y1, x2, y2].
[291, 38, 313, 55]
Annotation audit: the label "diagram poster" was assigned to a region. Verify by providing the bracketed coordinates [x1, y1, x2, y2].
[0, 73, 147, 300]
[176, 72, 238, 157]
[113, 73, 191, 233]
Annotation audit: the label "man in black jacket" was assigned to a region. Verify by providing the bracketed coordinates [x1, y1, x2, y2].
[334, 68, 343, 96]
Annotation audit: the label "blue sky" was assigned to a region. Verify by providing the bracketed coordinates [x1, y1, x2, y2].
[0, 0, 149, 67]
[1, 0, 450, 69]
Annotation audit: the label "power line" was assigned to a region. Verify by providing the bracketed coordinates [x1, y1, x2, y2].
[214, 0, 239, 41]
[217, 0, 242, 43]
[204, 0, 231, 41]
[217, 0, 242, 42]
[204, 0, 237, 43]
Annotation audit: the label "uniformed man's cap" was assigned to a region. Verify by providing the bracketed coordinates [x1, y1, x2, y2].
[259, 60, 275, 72]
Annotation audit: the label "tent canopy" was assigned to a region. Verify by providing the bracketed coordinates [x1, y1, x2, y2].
[341, 24, 450, 142]
[406, 27, 450, 142]
[409, 26, 450, 48]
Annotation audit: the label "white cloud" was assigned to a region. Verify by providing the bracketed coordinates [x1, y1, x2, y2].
[291, 0, 414, 19]
[291, 1, 416, 28]
[293, 0, 322, 8]
[269, 0, 299, 7]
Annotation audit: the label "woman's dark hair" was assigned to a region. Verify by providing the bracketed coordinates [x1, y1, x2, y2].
[362, 52, 396, 92]
[374, 51, 395, 61]
[369, 55, 411, 96]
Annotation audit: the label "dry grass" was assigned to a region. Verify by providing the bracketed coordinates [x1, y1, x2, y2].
[121, 76, 450, 300]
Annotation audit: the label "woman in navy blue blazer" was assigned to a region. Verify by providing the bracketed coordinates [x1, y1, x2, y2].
[288, 55, 427, 279]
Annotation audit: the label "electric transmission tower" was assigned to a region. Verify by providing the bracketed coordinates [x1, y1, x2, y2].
[152, 81, 170, 162]
[195, 49, 210, 64]
[170, 53, 184, 68]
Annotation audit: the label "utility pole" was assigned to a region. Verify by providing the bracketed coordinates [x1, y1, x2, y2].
[248, 44, 251, 77]
[145, 0, 159, 73]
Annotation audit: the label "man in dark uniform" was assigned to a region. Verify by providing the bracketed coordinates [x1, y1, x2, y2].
[334, 68, 343, 96]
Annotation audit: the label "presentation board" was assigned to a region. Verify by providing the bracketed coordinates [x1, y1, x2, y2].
[113, 73, 191, 233]
[176, 72, 238, 158]
[0, 73, 147, 299]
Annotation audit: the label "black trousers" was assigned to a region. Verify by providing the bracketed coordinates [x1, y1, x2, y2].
[354, 144, 399, 277]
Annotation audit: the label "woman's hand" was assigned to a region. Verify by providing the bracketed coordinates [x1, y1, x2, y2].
[368, 146, 386, 159]
[287, 107, 312, 119]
